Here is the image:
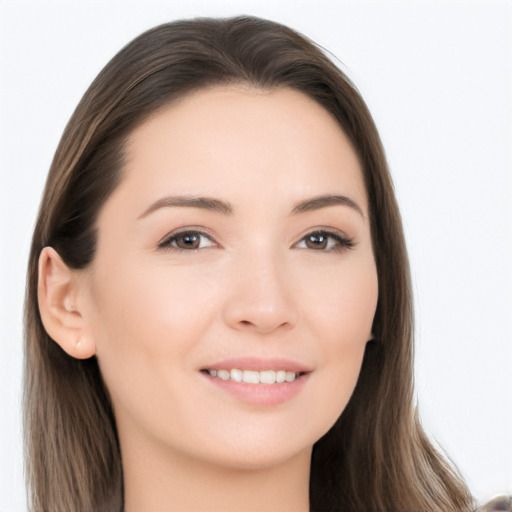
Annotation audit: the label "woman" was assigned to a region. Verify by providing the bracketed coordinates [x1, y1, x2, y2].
[24, 15, 477, 512]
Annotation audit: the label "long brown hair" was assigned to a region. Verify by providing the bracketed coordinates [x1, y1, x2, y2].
[24, 16, 476, 512]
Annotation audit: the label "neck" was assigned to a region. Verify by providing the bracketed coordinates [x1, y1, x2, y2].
[122, 436, 311, 512]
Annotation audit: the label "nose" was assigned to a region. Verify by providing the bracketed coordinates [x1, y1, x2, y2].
[221, 248, 298, 335]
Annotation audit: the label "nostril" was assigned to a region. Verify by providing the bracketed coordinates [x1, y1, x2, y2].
[223, 288, 298, 334]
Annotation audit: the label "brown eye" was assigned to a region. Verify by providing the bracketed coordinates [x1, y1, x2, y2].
[305, 233, 328, 250]
[295, 230, 354, 251]
[174, 232, 201, 249]
[159, 230, 216, 251]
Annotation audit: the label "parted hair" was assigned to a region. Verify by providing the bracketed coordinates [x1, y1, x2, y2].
[24, 15, 476, 512]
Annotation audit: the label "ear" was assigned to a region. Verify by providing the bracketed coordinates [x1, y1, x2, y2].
[38, 246, 96, 359]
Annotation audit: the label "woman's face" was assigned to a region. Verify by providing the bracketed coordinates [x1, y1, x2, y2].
[79, 86, 378, 470]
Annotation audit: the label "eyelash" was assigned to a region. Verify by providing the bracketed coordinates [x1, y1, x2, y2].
[158, 229, 354, 252]
[158, 229, 217, 252]
[295, 229, 354, 252]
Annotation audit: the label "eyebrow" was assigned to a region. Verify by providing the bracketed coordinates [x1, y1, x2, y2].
[138, 195, 233, 219]
[138, 193, 364, 219]
[291, 194, 364, 218]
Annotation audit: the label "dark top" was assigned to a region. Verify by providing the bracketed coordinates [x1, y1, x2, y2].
[477, 495, 512, 512]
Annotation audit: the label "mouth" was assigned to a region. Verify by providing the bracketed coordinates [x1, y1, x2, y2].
[201, 368, 306, 384]
[199, 358, 311, 406]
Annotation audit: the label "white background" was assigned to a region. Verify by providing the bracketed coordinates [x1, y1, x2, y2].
[1, 1, 510, 510]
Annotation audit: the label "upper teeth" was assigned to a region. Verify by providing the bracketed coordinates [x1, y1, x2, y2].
[207, 369, 298, 384]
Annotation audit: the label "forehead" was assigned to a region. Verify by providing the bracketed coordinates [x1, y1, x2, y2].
[117, 85, 367, 216]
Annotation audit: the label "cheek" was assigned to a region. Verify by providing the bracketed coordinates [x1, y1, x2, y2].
[91, 257, 216, 341]
[86, 259, 218, 400]
[302, 256, 377, 429]
[305, 253, 378, 342]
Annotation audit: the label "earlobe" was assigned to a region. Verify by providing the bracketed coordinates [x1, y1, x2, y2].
[37, 246, 96, 359]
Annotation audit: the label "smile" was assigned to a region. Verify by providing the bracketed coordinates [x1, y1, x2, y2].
[200, 358, 311, 405]
[204, 369, 300, 384]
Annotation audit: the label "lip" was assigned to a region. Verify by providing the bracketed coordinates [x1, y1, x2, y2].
[200, 357, 312, 406]
[202, 357, 313, 373]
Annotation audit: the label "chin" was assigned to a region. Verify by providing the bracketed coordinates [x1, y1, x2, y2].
[203, 443, 312, 473]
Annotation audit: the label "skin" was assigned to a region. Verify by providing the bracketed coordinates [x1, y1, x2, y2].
[39, 86, 378, 511]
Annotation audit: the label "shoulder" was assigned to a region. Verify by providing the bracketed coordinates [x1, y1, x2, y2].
[476, 495, 512, 512]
